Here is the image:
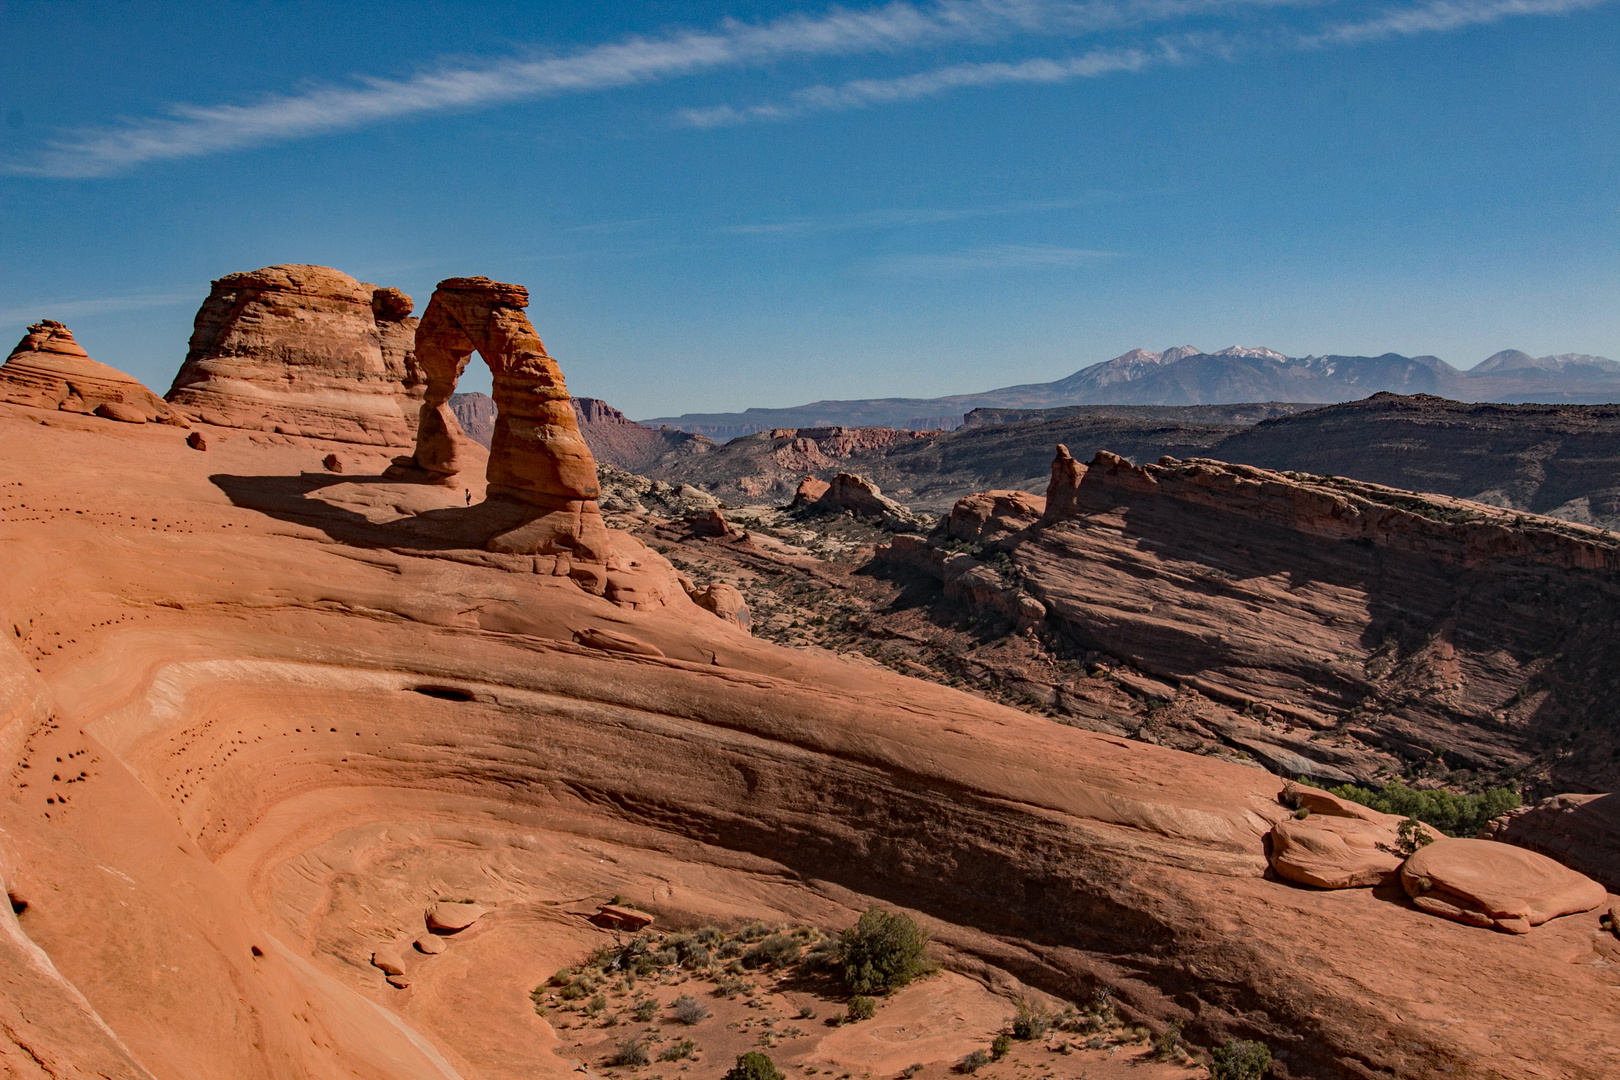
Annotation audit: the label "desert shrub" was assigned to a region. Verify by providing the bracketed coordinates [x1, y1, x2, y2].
[649, 949, 678, 968]
[1396, 817, 1434, 856]
[683, 944, 713, 970]
[694, 925, 725, 946]
[1211, 1038, 1272, 1080]
[548, 967, 575, 987]
[723, 1051, 785, 1080]
[659, 1038, 697, 1062]
[846, 995, 876, 1022]
[529, 985, 548, 1015]
[1151, 1020, 1182, 1061]
[717, 938, 745, 959]
[585, 994, 606, 1016]
[743, 933, 802, 969]
[990, 1034, 1012, 1060]
[714, 974, 750, 998]
[803, 936, 843, 971]
[1326, 780, 1520, 837]
[738, 921, 772, 942]
[797, 1004, 817, 1020]
[956, 1050, 990, 1074]
[838, 908, 931, 995]
[632, 998, 658, 1023]
[610, 1036, 650, 1066]
[790, 924, 819, 939]
[672, 994, 708, 1025]
[558, 977, 593, 1001]
[1011, 1000, 1049, 1040]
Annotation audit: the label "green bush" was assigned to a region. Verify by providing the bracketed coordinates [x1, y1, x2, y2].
[723, 1051, 785, 1080]
[585, 994, 606, 1016]
[846, 995, 876, 1021]
[1396, 818, 1434, 856]
[659, 1038, 697, 1062]
[1326, 780, 1519, 837]
[744, 933, 802, 969]
[838, 908, 931, 995]
[610, 1037, 649, 1066]
[956, 1050, 990, 1074]
[632, 998, 658, 1023]
[1211, 1038, 1272, 1080]
[1151, 1020, 1182, 1061]
[672, 994, 708, 1025]
[990, 1034, 1012, 1060]
[1011, 1000, 1049, 1040]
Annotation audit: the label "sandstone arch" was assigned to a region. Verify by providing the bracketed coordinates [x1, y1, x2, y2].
[408, 276, 609, 559]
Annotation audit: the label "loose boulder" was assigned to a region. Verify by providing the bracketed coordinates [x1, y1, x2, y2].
[2, 321, 181, 424]
[1269, 782, 1442, 889]
[165, 265, 424, 445]
[1400, 837, 1607, 933]
[424, 901, 488, 933]
[370, 948, 407, 977]
[691, 582, 751, 631]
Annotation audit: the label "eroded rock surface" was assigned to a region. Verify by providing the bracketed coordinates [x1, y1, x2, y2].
[165, 264, 424, 444]
[1400, 838, 1607, 932]
[2, 321, 181, 424]
[1, 385, 1618, 1079]
[1480, 792, 1620, 893]
[1008, 451, 1620, 793]
[1268, 783, 1441, 889]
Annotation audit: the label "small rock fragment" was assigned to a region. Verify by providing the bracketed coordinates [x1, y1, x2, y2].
[186, 431, 207, 451]
[322, 453, 343, 473]
[371, 948, 407, 976]
[94, 402, 148, 424]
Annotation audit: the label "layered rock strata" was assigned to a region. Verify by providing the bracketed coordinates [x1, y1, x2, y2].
[882, 447, 1620, 792]
[1, 321, 181, 423]
[403, 276, 610, 560]
[165, 264, 424, 444]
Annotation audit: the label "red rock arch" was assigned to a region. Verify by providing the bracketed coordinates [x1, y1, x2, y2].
[409, 277, 608, 559]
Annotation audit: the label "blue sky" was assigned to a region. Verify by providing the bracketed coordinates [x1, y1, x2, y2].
[1, 0, 1615, 418]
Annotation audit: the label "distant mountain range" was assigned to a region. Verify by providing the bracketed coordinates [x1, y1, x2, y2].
[640, 346, 1620, 439]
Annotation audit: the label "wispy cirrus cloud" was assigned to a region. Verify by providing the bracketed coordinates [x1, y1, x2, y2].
[675, 0, 1609, 127]
[678, 42, 1170, 127]
[0, 291, 197, 326]
[13, 0, 1272, 178]
[720, 195, 1116, 235]
[867, 243, 1120, 275]
[7, 0, 1610, 176]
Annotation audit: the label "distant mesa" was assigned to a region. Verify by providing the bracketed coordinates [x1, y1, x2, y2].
[165, 264, 425, 446]
[450, 390, 706, 473]
[1, 320, 182, 425]
[641, 343, 1620, 436]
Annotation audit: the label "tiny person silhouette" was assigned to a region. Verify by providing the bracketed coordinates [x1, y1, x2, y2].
[464, 489, 471, 506]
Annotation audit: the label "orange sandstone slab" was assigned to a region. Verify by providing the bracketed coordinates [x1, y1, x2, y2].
[1401, 837, 1607, 932]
